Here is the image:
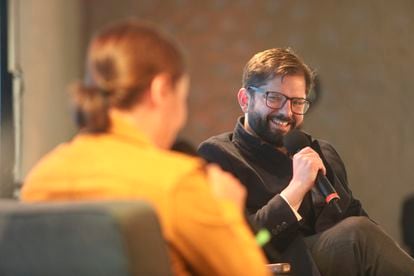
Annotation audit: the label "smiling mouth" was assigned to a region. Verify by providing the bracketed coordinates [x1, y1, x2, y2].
[270, 118, 290, 127]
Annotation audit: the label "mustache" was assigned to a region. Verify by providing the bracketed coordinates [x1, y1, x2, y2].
[269, 114, 295, 124]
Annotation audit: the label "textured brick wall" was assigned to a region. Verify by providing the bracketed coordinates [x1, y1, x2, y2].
[83, 0, 414, 245]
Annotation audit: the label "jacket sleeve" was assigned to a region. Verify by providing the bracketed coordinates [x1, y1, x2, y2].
[249, 194, 302, 251]
[169, 168, 270, 276]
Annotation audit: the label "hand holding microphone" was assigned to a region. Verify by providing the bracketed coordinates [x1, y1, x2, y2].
[283, 129, 342, 214]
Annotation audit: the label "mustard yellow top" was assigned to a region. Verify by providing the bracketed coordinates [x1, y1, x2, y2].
[21, 114, 270, 276]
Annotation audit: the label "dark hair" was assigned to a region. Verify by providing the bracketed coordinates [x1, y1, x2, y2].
[71, 19, 186, 133]
[242, 48, 314, 94]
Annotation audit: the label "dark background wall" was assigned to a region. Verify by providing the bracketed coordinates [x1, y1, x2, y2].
[18, 0, 414, 248]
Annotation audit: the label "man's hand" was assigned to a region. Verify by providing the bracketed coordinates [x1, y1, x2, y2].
[206, 164, 246, 210]
[281, 146, 326, 209]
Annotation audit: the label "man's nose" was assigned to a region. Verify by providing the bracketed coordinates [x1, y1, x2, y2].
[279, 99, 293, 116]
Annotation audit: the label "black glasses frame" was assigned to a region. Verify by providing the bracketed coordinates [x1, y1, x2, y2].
[247, 86, 311, 115]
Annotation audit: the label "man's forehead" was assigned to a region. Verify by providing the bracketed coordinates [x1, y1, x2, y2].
[261, 74, 306, 87]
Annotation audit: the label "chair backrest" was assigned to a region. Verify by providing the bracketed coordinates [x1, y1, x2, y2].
[0, 200, 172, 276]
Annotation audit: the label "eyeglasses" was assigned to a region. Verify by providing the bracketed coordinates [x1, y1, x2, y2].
[247, 86, 311, 115]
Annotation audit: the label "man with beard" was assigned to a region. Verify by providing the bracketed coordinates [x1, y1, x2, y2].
[198, 48, 414, 276]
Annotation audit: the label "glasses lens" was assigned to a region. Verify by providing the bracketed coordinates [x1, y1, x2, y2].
[266, 92, 287, 109]
[291, 99, 310, 114]
[264, 91, 310, 115]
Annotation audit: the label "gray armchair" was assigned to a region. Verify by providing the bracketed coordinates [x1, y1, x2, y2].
[0, 200, 172, 276]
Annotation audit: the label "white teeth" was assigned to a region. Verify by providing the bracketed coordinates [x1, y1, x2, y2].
[271, 118, 288, 126]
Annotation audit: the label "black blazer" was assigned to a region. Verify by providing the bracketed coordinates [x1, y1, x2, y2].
[198, 118, 367, 252]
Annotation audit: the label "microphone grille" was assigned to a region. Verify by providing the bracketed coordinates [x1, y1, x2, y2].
[283, 129, 311, 156]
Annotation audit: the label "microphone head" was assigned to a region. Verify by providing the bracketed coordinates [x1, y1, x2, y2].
[283, 129, 311, 156]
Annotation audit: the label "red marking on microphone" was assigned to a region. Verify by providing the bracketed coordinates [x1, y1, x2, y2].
[326, 193, 339, 203]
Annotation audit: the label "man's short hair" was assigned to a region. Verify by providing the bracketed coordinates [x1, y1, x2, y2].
[242, 48, 314, 94]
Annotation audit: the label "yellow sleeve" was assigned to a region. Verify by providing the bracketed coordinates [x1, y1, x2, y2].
[169, 168, 270, 276]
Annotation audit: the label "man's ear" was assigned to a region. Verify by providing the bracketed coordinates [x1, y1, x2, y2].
[237, 88, 250, 113]
[149, 74, 171, 107]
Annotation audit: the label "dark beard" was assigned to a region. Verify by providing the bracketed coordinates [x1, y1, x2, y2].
[248, 111, 296, 147]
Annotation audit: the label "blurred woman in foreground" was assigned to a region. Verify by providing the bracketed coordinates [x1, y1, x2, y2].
[21, 19, 269, 276]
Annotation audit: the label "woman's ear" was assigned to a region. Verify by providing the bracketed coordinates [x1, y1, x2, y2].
[237, 88, 250, 113]
[149, 74, 172, 107]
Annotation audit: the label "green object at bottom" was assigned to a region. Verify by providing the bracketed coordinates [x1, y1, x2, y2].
[256, 228, 271, 247]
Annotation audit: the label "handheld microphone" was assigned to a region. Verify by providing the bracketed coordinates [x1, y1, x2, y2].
[283, 129, 342, 214]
